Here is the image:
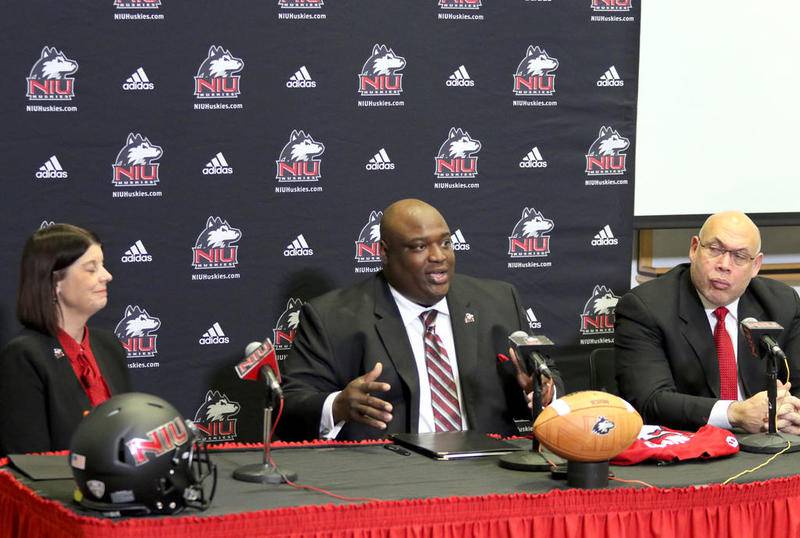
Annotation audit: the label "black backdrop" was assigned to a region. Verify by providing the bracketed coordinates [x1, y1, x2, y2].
[0, 1, 640, 442]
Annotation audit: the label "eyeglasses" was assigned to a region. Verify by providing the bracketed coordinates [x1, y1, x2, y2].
[698, 240, 756, 266]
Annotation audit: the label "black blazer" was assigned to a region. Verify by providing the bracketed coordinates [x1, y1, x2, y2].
[615, 264, 800, 430]
[0, 327, 130, 455]
[278, 272, 562, 441]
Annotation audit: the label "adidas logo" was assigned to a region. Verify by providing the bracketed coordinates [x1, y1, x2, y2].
[35, 155, 68, 179]
[597, 65, 624, 87]
[286, 65, 316, 88]
[591, 225, 619, 246]
[526, 307, 542, 329]
[122, 67, 155, 91]
[121, 240, 153, 263]
[199, 322, 230, 345]
[450, 228, 470, 251]
[203, 152, 233, 175]
[365, 148, 395, 170]
[446, 65, 474, 87]
[519, 146, 548, 168]
[284, 234, 314, 256]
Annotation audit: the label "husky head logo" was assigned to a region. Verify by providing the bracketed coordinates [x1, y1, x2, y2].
[114, 305, 161, 338]
[275, 299, 303, 332]
[361, 44, 406, 76]
[516, 46, 559, 76]
[587, 126, 630, 156]
[194, 217, 242, 249]
[592, 416, 615, 435]
[196, 46, 244, 78]
[437, 128, 482, 159]
[114, 133, 163, 166]
[29, 46, 78, 80]
[582, 285, 620, 315]
[357, 211, 382, 243]
[510, 208, 554, 238]
[278, 130, 325, 163]
[194, 390, 240, 422]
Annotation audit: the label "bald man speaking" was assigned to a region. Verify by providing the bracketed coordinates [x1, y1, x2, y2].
[277, 199, 561, 441]
[616, 211, 800, 433]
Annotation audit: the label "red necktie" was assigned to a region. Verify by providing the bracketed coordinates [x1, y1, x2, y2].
[421, 310, 462, 432]
[713, 307, 738, 400]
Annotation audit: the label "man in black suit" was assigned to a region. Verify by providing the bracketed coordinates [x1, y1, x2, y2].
[278, 199, 559, 441]
[616, 211, 800, 433]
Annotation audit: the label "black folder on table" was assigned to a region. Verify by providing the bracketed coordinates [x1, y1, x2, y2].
[389, 431, 523, 460]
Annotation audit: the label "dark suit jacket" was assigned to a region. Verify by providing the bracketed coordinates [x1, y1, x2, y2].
[0, 327, 130, 455]
[615, 263, 800, 430]
[278, 272, 560, 441]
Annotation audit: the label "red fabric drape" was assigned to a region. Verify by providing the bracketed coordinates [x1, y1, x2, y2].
[3, 464, 800, 538]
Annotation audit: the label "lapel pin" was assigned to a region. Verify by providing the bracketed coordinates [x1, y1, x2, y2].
[53, 348, 65, 359]
[464, 313, 475, 324]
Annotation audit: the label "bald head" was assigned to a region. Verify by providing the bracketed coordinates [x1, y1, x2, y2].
[698, 211, 761, 254]
[689, 210, 763, 307]
[379, 199, 455, 306]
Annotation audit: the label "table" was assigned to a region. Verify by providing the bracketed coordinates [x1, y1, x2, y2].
[2, 439, 800, 538]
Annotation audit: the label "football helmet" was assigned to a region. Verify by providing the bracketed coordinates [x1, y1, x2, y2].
[69, 392, 217, 516]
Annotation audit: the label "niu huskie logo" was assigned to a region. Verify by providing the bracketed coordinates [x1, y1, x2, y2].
[114, 305, 161, 358]
[276, 130, 325, 182]
[126, 417, 188, 466]
[592, 416, 615, 435]
[585, 126, 629, 176]
[194, 46, 244, 99]
[440, 0, 481, 9]
[354, 210, 382, 263]
[192, 217, 242, 269]
[358, 44, 406, 96]
[508, 207, 553, 258]
[114, 0, 161, 9]
[112, 133, 162, 187]
[591, 0, 632, 12]
[580, 285, 619, 335]
[513, 46, 558, 97]
[279, 0, 323, 8]
[434, 128, 482, 179]
[193, 390, 240, 442]
[274, 298, 303, 352]
[26, 46, 78, 101]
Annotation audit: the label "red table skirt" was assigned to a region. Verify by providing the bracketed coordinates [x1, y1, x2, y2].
[3, 441, 800, 538]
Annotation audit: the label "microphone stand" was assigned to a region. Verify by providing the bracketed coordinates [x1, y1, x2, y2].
[498, 362, 555, 471]
[740, 345, 800, 454]
[233, 387, 298, 483]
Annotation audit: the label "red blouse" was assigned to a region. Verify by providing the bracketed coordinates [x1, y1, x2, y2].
[56, 327, 111, 407]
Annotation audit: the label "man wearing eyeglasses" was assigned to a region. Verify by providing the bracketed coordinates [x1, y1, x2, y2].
[615, 211, 800, 433]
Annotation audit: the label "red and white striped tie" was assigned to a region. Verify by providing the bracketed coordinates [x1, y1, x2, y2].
[421, 310, 462, 432]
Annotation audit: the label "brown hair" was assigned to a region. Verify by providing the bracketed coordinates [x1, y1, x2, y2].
[16, 224, 101, 336]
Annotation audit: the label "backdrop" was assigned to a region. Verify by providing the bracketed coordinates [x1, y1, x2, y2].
[0, 0, 640, 442]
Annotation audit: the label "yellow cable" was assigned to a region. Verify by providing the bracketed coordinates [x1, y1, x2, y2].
[722, 440, 792, 485]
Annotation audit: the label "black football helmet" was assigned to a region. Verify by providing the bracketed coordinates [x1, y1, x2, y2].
[69, 392, 217, 516]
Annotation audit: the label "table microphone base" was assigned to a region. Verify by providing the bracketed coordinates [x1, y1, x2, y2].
[739, 432, 800, 454]
[233, 463, 298, 484]
[498, 450, 553, 472]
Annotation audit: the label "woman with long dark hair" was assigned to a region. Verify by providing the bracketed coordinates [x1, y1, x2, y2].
[0, 224, 130, 455]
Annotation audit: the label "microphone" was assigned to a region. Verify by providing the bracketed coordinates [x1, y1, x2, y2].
[508, 330, 554, 379]
[235, 339, 283, 398]
[740, 318, 787, 360]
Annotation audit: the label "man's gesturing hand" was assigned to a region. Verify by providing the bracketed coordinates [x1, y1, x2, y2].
[332, 362, 393, 429]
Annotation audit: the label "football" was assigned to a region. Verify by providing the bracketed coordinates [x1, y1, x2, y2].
[533, 391, 642, 462]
